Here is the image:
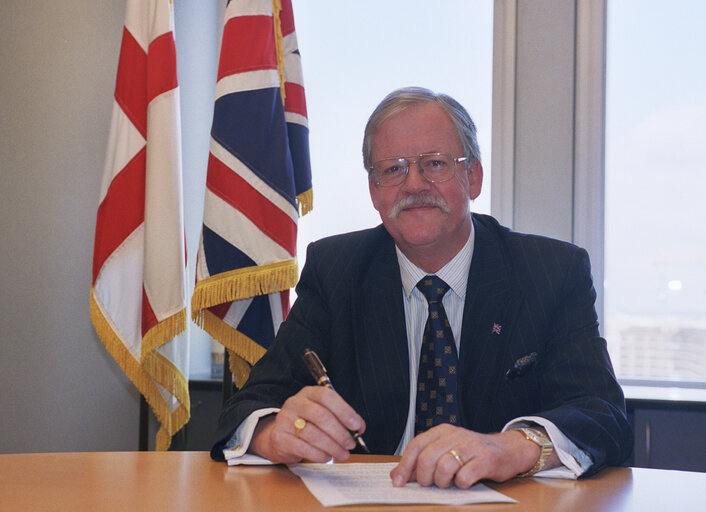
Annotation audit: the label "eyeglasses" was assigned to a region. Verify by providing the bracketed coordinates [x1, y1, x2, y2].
[369, 153, 468, 187]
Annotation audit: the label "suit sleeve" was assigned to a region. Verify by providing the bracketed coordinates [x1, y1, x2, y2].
[210, 242, 333, 460]
[532, 247, 632, 475]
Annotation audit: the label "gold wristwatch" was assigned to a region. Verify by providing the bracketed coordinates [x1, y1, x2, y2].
[516, 427, 553, 477]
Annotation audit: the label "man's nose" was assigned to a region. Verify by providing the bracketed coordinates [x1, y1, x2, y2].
[401, 161, 431, 191]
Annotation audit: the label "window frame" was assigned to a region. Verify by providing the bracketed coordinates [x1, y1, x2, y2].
[491, 0, 605, 320]
[491, 0, 705, 392]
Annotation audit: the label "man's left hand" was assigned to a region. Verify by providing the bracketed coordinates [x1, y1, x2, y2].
[390, 424, 559, 488]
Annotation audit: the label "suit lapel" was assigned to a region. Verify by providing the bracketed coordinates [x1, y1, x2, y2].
[350, 228, 410, 454]
[459, 216, 523, 429]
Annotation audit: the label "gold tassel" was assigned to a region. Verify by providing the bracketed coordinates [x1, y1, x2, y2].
[228, 350, 253, 389]
[272, 0, 286, 106]
[141, 307, 187, 359]
[199, 309, 267, 365]
[191, 259, 298, 318]
[198, 309, 269, 388]
[297, 188, 313, 216]
[142, 351, 190, 405]
[272, 0, 313, 218]
[143, 351, 191, 451]
[90, 289, 190, 451]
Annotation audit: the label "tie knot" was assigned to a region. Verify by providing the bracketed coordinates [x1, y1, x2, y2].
[416, 275, 450, 304]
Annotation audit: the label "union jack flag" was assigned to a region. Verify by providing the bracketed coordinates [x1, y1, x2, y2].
[191, 0, 312, 387]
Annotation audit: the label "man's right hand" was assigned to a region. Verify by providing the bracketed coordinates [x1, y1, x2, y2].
[249, 386, 366, 464]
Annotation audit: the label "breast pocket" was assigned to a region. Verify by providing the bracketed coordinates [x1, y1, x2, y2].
[499, 352, 542, 414]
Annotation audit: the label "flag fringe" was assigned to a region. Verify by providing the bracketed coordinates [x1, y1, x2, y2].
[274, 0, 313, 218]
[227, 349, 255, 389]
[90, 288, 190, 451]
[191, 259, 298, 316]
[141, 307, 187, 359]
[273, 0, 285, 106]
[198, 309, 267, 388]
[144, 350, 191, 450]
[142, 349, 190, 406]
[297, 188, 313, 216]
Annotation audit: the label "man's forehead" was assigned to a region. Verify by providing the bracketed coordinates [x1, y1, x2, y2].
[377, 101, 448, 126]
[372, 103, 462, 156]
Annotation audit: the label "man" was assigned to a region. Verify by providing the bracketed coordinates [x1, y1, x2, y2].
[212, 87, 632, 489]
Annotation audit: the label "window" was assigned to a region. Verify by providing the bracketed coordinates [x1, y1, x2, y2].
[291, 0, 493, 262]
[605, 0, 706, 383]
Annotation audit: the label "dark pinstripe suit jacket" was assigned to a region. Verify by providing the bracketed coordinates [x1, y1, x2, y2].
[212, 214, 632, 474]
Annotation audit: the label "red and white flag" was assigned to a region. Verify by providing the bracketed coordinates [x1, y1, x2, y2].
[90, 0, 190, 451]
[191, 0, 312, 387]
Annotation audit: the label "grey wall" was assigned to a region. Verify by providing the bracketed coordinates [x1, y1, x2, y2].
[513, 0, 577, 241]
[0, 1, 219, 453]
[0, 1, 138, 453]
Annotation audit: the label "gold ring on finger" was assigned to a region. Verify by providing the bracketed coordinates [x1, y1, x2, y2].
[294, 418, 307, 437]
[449, 449, 464, 468]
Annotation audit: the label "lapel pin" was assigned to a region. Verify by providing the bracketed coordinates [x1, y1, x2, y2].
[492, 323, 502, 335]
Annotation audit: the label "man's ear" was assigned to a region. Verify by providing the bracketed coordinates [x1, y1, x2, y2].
[368, 178, 381, 212]
[468, 159, 483, 200]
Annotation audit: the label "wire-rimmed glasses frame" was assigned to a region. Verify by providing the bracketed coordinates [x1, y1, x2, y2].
[368, 153, 468, 187]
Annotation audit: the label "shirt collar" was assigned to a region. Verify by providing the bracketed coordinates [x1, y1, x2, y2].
[396, 219, 475, 300]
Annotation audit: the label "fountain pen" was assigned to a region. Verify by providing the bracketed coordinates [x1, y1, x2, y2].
[302, 348, 370, 453]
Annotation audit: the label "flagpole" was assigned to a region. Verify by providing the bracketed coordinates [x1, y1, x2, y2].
[139, 396, 149, 451]
[222, 350, 234, 407]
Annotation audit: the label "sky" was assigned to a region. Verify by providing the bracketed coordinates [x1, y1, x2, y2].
[604, 0, 706, 322]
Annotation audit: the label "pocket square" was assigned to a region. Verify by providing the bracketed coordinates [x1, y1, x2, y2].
[505, 352, 538, 381]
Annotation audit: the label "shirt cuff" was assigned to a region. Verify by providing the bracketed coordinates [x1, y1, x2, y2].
[222, 407, 280, 458]
[503, 416, 594, 478]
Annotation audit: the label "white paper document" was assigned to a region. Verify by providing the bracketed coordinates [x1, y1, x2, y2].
[288, 462, 517, 507]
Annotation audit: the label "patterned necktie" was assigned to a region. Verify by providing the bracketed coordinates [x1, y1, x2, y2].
[415, 275, 460, 435]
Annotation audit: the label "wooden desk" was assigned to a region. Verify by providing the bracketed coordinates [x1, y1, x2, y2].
[1, 452, 703, 511]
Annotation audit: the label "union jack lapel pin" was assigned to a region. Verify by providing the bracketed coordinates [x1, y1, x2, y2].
[492, 323, 502, 335]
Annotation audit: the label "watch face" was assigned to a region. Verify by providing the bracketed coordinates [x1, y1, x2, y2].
[525, 428, 551, 446]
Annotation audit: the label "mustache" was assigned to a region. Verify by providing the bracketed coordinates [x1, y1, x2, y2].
[388, 194, 450, 219]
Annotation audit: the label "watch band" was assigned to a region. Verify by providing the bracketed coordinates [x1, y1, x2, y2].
[516, 427, 553, 477]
